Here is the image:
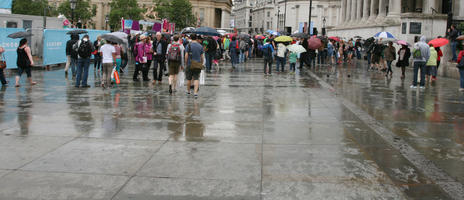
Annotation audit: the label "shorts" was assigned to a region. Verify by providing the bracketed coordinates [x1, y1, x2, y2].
[168, 61, 180, 75]
[17, 66, 32, 78]
[186, 67, 201, 80]
[372, 55, 381, 64]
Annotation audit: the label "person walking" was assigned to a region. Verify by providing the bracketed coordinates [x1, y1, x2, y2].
[396, 44, 411, 79]
[276, 42, 287, 72]
[327, 40, 334, 65]
[262, 39, 274, 75]
[99, 41, 116, 88]
[185, 34, 204, 98]
[433, 46, 443, 81]
[372, 40, 384, 71]
[65, 34, 79, 77]
[239, 38, 247, 63]
[229, 36, 239, 68]
[166, 35, 185, 94]
[133, 35, 144, 81]
[355, 38, 362, 60]
[0, 46, 8, 85]
[426, 44, 438, 82]
[73, 35, 94, 88]
[223, 35, 231, 60]
[457, 46, 464, 91]
[411, 36, 430, 89]
[15, 39, 36, 87]
[384, 41, 396, 77]
[289, 51, 298, 74]
[204, 36, 217, 73]
[93, 36, 102, 73]
[448, 24, 459, 62]
[134, 35, 151, 82]
[152, 32, 167, 84]
[114, 43, 123, 72]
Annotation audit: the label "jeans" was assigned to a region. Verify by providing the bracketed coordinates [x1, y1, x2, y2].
[412, 61, 426, 87]
[205, 52, 214, 71]
[76, 58, 90, 87]
[94, 55, 102, 70]
[230, 51, 238, 67]
[308, 57, 316, 68]
[459, 68, 464, 89]
[356, 49, 361, 59]
[317, 51, 326, 65]
[239, 50, 245, 63]
[152, 58, 164, 81]
[451, 41, 458, 62]
[290, 63, 296, 72]
[248, 47, 253, 58]
[65, 56, 78, 76]
[367, 52, 372, 65]
[386, 61, 393, 74]
[264, 58, 273, 74]
[276, 56, 285, 72]
[0, 68, 7, 85]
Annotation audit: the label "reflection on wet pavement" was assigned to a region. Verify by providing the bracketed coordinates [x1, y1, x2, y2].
[0, 59, 459, 199]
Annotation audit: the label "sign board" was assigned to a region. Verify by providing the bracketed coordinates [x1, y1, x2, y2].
[0, 0, 12, 9]
[409, 22, 421, 34]
[0, 28, 24, 69]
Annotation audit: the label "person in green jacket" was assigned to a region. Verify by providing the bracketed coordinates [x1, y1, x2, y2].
[426, 44, 438, 82]
[289, 52, 298, 73]
[222, 36, 231, 60]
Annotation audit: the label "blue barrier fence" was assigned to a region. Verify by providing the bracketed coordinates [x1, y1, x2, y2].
[0, 28, 25, 69]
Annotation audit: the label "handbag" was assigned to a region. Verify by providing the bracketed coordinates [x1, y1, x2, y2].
[0, 54, 6, 69]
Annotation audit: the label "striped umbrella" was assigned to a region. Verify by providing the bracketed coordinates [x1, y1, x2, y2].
[374, 31, 395, 39]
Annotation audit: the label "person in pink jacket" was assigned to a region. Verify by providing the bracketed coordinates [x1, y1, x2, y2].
[133, 35, 153, 81]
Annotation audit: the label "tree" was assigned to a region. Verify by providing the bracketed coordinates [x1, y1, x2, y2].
[109, 0, 145, 30]
[57, 0, 96, 25]
[154, 0, 195, 29]
[12, 0, 57, 16]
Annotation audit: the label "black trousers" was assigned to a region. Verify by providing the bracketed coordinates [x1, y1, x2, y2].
[133, 60, 151, 81]
[153, 57, 165, 82]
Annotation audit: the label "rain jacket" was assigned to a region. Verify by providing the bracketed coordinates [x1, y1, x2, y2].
[426, 47, 437, 66]
[276, 43, 287, 58]
[413, 36, 430, 63]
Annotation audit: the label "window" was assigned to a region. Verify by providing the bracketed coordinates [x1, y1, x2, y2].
[267, 12, 270, 17]
[6, 21, 18, 28]
[267, 22, 270, 29]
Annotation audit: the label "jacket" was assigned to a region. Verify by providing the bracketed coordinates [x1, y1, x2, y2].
[135, 42, 152, 63]
[384, 46, 396, 61]
[426, 47, 437, 66]
[276, 43, 287, 58]
[397, 47, 411, 67]
[413, 36, 430, 63]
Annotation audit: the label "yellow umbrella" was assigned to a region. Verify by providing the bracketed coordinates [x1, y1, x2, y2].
[274, 36, 293, 42]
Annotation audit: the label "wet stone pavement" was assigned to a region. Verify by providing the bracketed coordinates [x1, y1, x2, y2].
[0, 58, 462, 199]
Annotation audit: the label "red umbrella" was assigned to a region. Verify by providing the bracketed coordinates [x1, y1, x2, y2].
[307, 37, 322, 50]
[255, 35, 265, 40]
[225, 33, 237, 38]
[329, 36, 340, 42]
[457, 35, 464, 41]
[428, 38, 449, 47]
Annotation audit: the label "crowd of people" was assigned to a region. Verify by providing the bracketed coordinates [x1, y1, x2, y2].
[0, 28, 463, 93]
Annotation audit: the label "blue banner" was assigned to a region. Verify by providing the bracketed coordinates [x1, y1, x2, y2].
[42, 29, 109, 65]
[0, 28, 25, 69]
[0, 0, 12, 9]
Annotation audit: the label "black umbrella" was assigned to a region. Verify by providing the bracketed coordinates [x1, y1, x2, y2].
[101, 34, 124, 44]
[7, 31, 33, 39]
[181, 27, 196, 34]
[291, 32, 309, 38]
[239, 33, 250, 39]
[194, 27, 221, 36]
[279, 31, 289, 36]
[66, 29, 88, 35]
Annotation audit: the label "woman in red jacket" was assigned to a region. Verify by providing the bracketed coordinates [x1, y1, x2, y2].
[433, 47, 443, 80]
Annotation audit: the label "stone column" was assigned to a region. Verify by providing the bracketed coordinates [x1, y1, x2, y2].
[362, 0, 370, 21]
[351, 0, 357, 24]
[387, 0, 401, 17]
[423, 0, 438, 14]
[346, 0, 352, 23]
[376, 0, 386, 22]
[356, 0, 363, 21]
[415, 0, 423, 12]
[341, 0, 347, 23]
[368, 0, 378, 21]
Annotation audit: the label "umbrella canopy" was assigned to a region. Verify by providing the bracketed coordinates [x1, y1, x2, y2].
[7, 31, 33, 39]
[354, 35, 362, 39]
[101, 34, 124, 44]
[239, 33, 250, 39]
[396, 40, 410, 46]
[274, 36, 293, 43]
[181, 27, 196, 34]
[428, 38, 449, 47]
[109, 32, 129, 47]
[291, 32, 309, 38]
[287, 44, 306, 53]
[307, 37, 322, 50]
[66, 29, 88, 35]
[255, 35, 265, 40]
[457, 35, 464, 41]
[194, 27, 221, 36]
[278, 31, 289, 36]
[328, 36, 340, 42]
[374, 31, 395, 39]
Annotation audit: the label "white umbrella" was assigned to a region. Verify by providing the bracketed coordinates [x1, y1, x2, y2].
[109, 32, 129, 47]
[287, 44, 306, 53]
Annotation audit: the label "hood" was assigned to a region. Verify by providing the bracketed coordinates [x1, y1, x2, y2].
[420, 36, 426, 43]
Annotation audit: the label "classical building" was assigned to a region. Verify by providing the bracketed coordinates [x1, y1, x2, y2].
[232, 0, 253, 33]
[329, 0, 464, 45]
[250, 0, 276, 34]
[48, 0, 232, 30]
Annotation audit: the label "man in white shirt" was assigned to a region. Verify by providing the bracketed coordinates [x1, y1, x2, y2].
[99, 41, 116, 88]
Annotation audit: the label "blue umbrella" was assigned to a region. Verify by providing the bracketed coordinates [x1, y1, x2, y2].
[374, 31, 395, 39]
[194, 27, 221, 36]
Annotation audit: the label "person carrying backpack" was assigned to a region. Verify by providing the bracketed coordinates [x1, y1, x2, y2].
[65, 34, 79, 78]
[411, 36, 430, 89]
[229, 36, 239, 68]
[166, 35, 185, 94]
[204, 36, 217, 73]
[152, 32, 168, 85]
[73, 34, 94, 88]
[262, 39, 274, 75]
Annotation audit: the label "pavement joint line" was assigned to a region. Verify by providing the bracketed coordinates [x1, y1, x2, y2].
[306, 69, 464, 200]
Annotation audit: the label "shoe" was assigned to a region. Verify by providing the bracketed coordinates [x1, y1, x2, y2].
[81, 85, 91, 88]
[410, 85, 417, 89]
[65, 71, 68, 76]
[194, 94, 198, 98]
[186, 91, 191, 95]
[419, 86, 425, 89]
[169, 85, 172, 94]
[459, 88, 464, 92]
[74, 85, 79, 88]
[133, 78, 140, 82]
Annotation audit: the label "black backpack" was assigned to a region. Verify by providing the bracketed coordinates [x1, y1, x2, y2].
[78, 40, 92, 58]
[263, 45, 272, 59]
[70, 40, 79, 58]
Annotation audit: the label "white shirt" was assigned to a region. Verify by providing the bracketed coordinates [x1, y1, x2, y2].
[99, 44, 115, 63]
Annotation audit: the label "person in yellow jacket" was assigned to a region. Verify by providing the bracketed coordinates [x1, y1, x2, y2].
[426, 44, 438, 82]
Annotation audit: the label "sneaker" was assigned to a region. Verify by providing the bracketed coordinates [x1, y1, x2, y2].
[186, 91, 191, 95]
[194, 94, 198, 98]
[419, 86, 425, 89]
[459, 88, 464, 92]
[410, 85, 417, 89]
[169, 85, 172, 94]
[81, 85, 91, 88]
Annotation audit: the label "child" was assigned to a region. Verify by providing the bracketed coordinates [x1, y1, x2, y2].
[426, 44, 437, 82]
[289, 51, 298, 74]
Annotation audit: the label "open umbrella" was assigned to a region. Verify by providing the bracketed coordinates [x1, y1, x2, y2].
[109, 32, 129, 47]
[287, 44, 306, 54]
[101, 34, 124, 44]
[239, 33, 250, 39]
[396, 40, 410, 46]
[374, 31, 395, 39]
[457, 35, 464, 41]
[307, 37, 322, 50]
[7, 31, 33, 39]
[255, 35, 265, 40]
[194, 27, 221, 36]
[181, 27, 195, 34]
[328, 36, 340, 42]
[428, 38, 449, 47]
[275, 36, 293, 43]
[291, 32, 309, 38]
[66, 29, 88, 35]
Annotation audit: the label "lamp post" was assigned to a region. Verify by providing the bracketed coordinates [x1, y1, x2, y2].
[105, 15, 109, 30]
[322, 17, 326, 36]
[284, 0, 287, 32]
[308, 0, 312, 34]
[70, 0, 77, 28]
